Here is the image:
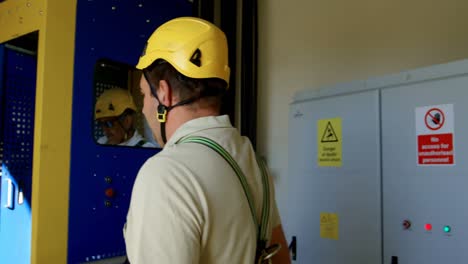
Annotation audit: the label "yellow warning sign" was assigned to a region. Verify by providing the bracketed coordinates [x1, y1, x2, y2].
[320, 212, 339, 240]
[318, 118, 342, 167]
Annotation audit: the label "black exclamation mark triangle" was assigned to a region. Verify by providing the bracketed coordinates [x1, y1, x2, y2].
[321, 121, 339, 143]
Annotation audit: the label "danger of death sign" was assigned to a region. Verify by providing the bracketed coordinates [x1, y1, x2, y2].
[415, 104, 455, 166]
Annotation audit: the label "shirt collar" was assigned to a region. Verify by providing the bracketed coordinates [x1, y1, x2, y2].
[165, 115, 232, 147]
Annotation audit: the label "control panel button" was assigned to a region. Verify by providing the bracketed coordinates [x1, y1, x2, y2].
[105, 188, 115, 198]
[104, 176, 112, 184]
[425, 223, 432, 231]
[443, 225, 451, 233]
[402, 220, 411, 230]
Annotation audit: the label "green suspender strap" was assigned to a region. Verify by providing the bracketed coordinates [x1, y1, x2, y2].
[177, 136, 281, 263]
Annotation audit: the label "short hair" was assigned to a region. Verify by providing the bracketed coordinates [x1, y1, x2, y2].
[143, 60, 227, 111]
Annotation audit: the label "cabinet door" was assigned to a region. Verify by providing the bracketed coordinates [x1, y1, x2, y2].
[382, 76, 468, 264]
[287, 89, 381, 264]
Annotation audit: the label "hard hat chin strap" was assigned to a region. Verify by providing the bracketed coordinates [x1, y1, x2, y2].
[156, 96, 199, 144]
[157, 104, 168, 143]
[144, 71, 199, 144]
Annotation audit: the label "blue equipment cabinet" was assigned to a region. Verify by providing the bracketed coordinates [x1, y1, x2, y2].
[0, 45, 37, 264]
[68, 0, 192, 263]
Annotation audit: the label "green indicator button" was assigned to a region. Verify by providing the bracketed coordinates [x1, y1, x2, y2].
[444, 226, 451, 233]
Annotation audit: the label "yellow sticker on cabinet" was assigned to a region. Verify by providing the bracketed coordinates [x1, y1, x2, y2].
[320, 212, 339, 240]
[318, 118, 342, 167]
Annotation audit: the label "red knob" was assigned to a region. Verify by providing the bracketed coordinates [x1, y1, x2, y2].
[105, 188, 115, 198]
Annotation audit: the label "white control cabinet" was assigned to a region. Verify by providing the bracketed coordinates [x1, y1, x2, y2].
[288, 59, 468, 264]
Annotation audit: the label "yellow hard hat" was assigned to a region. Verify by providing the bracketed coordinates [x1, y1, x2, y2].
[136, 17, 230, 86]
[95, 88, 137, 120]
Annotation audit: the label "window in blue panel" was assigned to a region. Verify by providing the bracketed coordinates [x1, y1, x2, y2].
[93, 59, 159, 148]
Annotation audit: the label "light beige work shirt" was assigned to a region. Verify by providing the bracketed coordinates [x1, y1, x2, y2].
[124, 115, 280, 263]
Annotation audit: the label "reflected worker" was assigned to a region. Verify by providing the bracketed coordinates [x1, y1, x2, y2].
[94, 88, 156, 147]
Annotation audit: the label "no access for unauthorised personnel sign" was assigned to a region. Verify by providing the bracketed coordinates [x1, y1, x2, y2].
[415, 104, 455, 166]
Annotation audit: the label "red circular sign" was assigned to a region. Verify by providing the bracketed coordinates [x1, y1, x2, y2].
[424, 108, 445, 130]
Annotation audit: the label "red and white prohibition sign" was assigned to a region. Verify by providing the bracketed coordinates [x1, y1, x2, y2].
[424, 108, 445, 131]
[416, 104, 454, 166]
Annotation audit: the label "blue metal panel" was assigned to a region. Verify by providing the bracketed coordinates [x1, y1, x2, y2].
[68, 1, 193, 262]
[0, 44, 4, 106]
[0, 47, 37, 264]
[0, 45, 4, 192]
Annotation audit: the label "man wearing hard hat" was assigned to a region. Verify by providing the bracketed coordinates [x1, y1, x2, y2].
[123, 17, 290, 263]
[94, 88, 155, 147]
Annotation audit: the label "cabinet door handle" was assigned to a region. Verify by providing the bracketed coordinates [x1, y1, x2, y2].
[5, 178, 15, 209]
[289, 236, 297, 261]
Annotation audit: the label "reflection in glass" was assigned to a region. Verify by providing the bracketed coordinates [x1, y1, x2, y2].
[93, 59, 158, 148]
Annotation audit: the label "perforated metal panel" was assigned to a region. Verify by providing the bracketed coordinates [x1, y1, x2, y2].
[68, 1, 192, 262]
[0, 45, 4, 195]
[0, 46, 37, 264]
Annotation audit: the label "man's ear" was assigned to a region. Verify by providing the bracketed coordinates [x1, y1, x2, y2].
[122, 114, 134, 129]
[157, 80, 172, 106]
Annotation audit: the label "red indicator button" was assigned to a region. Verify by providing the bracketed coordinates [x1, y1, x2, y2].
[105, 188, 115, 198]
[425, 223, 433, 231]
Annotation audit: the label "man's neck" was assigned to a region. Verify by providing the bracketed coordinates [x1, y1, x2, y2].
[165, 106, 219, 141]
